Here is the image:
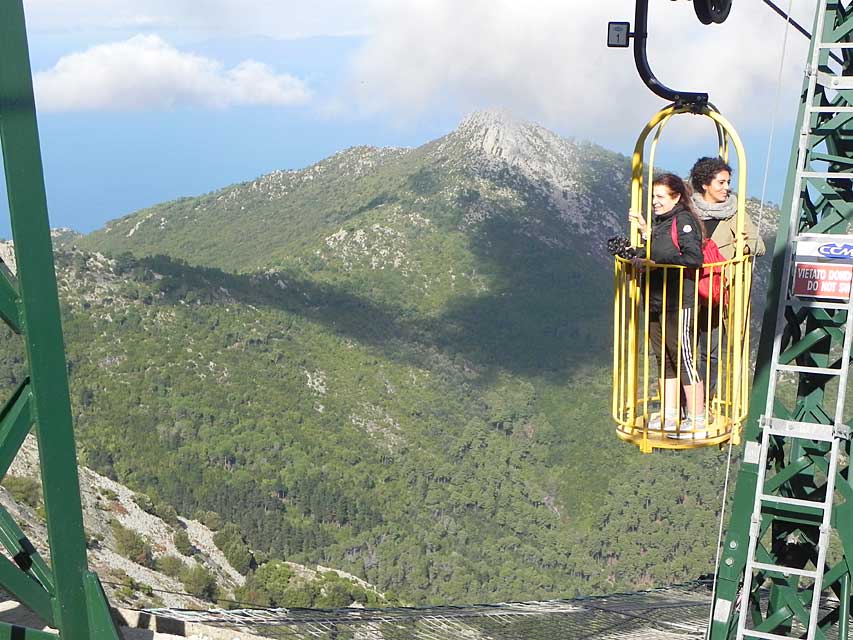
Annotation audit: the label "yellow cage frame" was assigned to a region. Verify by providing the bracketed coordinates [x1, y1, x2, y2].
[612, 104, 754, 452]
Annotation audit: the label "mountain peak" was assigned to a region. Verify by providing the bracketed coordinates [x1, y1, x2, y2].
[458, 108, 525, 131]
[452, 109, 576, 171]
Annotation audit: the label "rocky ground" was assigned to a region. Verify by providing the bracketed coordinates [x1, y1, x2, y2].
[3, 435, 240, 611]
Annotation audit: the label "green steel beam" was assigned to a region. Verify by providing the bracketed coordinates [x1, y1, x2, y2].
[839, 573, 851, 639]
[0, 379, 32, 479]
[0, 3, 120, 639]
[0, 505, 54, 596]
[0, 553, 52, 625]
[710, 1, 853, 638]
[764, 457, 813, 493]
[0, 623, 56, 640]
[0, 271, 21, 334]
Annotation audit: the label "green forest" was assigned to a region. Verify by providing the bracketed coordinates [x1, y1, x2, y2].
[6, 120, 775, 606]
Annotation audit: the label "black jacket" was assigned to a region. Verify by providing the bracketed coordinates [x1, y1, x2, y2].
[643, 204, 703, 312]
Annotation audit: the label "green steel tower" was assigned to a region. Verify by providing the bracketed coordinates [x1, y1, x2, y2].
[709, 1, 853, 639]
[0, 2, 121, 639]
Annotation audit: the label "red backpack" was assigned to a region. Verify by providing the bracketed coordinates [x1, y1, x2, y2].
[670, 218, 728, 305]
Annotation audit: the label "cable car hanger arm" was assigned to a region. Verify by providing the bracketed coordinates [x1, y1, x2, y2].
[631, 0, 714, 106]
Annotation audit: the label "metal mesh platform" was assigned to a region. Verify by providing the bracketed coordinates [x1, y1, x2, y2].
[145, 583, 714, 639]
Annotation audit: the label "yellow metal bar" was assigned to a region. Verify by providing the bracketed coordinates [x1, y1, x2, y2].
[615, 102, 750, 451]
[612, 261, 621, 423]
[706, 110, 748, 438]
[630, 105, 679, 246]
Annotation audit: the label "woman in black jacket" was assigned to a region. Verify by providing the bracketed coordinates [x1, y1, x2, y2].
[629, 173, 707, 437]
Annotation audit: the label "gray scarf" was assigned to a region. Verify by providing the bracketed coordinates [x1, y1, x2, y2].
[691, 192, 737, 221]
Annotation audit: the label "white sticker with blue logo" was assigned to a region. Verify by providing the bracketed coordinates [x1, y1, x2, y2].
[797, 240, 853, 261]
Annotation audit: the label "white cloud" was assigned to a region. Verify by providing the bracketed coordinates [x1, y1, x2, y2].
[33, 35, 311, 112]
[343, 0, 816, 143]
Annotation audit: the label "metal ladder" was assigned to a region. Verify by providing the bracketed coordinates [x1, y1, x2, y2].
[735, 2, 853, 637]
[735, 418, 848, 640]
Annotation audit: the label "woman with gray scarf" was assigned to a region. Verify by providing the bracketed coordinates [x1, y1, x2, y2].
[689, 156, 765, 396]
[689, 156, 765, 259]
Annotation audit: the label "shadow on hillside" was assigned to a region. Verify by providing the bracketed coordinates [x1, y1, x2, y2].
[134, 220, 612, 384]
[435, 214, 612, 377]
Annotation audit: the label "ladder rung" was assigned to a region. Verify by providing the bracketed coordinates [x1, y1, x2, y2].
[751, 562, 819, 579]
[815, 72, 853, 89]
[788, 298, 852, 310]
[795, 232, 853, 242]
[742, 631, 806, 640]
[807, 106, 853, 113]
[818, 42, 853, 49]
[763, 418, 836, 442]
[760, 493, 828, 510]
[775, 364, 842, 376]
[799, 171, 853, 179]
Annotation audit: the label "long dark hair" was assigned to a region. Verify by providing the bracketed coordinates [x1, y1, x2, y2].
[652, 173, 706, 239]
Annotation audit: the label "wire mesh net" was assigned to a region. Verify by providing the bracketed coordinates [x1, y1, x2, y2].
[145, 583, 714, 639]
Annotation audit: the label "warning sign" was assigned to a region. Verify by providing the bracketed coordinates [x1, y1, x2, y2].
[792, 261, 853, 299]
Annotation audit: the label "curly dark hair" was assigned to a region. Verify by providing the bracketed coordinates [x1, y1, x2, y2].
[689, 156, 732, 193]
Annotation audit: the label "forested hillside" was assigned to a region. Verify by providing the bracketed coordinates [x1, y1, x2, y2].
[27, 111, 776, 605]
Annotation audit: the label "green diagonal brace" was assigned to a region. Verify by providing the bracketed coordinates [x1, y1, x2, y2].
[764, 457, 813, 493]
[0, 378, 33, 479]
[83, 572, 121, 640]
[0, 3, 121, 639]
[810, 152, 853, 166]
[830, 11, 853, 39]
[0, 270, 20, 333]
[778, 329, 832, 364]
[753, 607, 794, 635]
[0, 505, 53, 595]
[0, 622, 56, 640]
[0, 552, 52, 625]
[814, 111, 853, 134]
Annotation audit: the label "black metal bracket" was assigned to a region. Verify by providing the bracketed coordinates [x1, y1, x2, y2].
[632, 0, 708, 105]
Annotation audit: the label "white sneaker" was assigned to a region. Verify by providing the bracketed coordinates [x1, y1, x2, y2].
[648, 410, 677, 432]
[670, 414, 708, 439]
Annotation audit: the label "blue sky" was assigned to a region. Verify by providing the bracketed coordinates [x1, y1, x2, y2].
[1, 1, 818, 237]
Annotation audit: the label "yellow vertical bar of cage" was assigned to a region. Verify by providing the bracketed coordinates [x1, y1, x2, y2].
[641, 269, 652, 449]
[704, 285, 714, 430]
[720, 279, 730, 438]
[676, 269, 684, 436]
[707, 108, 731, 439]
[718, 116, 733, 435]
[714, 104, 732, 430]
[622, 264, 634, 428]
[693, 266, 704, 431]
[721, 261, 732, 437]
[719, 121, 735, 439]
[646, 111, 678, 440]
[649, 111, 678, 435]
[708, 110, 748, 442]
[627, 127, 647, 439]
[737, 256, 753, 440]
[612, 260, 622, 424]
[628, 104, 701, 449]
[623, 263, 633, 428]
[724, 271, 735, 429]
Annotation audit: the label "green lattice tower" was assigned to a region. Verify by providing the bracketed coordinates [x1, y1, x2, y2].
[0, 3, 121, 639]
[709, 1, 853, 639]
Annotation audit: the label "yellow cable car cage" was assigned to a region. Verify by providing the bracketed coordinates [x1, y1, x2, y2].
[613, 104, 754, 452]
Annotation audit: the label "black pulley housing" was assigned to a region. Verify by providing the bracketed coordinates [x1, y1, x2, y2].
[693, 0, 733, 24]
